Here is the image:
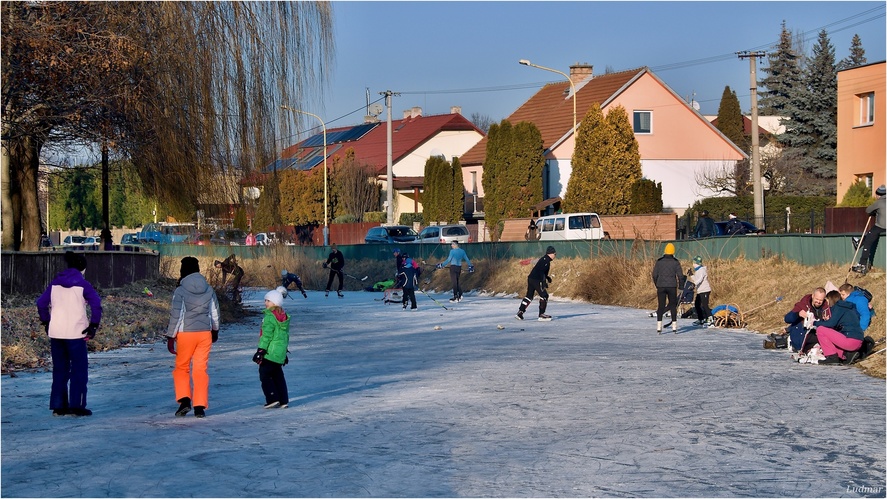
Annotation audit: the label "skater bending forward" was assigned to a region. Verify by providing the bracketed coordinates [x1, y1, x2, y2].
[254, 289, 290, 408]
[516, 246, 556, 321]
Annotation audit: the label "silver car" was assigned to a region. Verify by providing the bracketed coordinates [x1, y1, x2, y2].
[412, 224, 471, 244]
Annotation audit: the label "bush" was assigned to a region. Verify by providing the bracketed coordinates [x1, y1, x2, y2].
[840, 181, 875, 207]
[400, 212, 423, 226]
[363, 212, 386, 223]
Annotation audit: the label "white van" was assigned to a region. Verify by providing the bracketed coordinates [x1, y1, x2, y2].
[535, 213, 607, 241]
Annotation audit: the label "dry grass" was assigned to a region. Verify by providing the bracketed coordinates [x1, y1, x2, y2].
[3, 252, 883, 378]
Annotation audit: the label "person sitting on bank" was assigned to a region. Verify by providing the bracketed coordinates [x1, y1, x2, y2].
[783, 287, 830, 352]
[813, 290, 864, 365]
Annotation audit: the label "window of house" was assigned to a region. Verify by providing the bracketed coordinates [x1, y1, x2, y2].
[858, 92, 875, 126]
[856, 174, 873, 189]
[633, 111, 652, 134]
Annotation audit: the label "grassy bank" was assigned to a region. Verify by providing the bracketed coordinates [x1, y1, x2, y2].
[3, 250, 883, 378]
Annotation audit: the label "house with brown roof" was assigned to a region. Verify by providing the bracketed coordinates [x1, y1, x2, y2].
[271, 107, 484, 223]
[459, 65, 747, 215]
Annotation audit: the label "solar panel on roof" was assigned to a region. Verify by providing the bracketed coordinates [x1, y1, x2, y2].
[299, 123, 379, 148]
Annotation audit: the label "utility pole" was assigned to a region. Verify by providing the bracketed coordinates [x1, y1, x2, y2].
[737, 50, 766, 229]
[380, 90, 400, 225]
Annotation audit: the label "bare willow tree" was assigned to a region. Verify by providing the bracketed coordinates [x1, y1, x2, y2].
[2, 1, 334, 250]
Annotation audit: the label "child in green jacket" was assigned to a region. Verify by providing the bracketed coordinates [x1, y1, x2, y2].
[253, 288, 291, 408]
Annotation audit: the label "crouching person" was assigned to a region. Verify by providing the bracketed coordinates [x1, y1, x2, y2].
[784, 287, 830, 352]
[812, 291, 863, 365]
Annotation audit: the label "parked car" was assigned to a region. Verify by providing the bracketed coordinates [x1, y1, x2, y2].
[210, 228, 248, 246]
[535, 213, 608, 241]
[120, 233, 139, 245]
[364, 225, 419, 244]
[83, 236, 99, 246]
[714, 220, 765, 236]
[62, 235, 88, 246]
[138, 222, 196, 244]
[185, 233, 213, 246]
[411, 224, 471, 244]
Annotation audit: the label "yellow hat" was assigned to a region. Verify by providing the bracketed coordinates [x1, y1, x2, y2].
[664, 243, 675, 255]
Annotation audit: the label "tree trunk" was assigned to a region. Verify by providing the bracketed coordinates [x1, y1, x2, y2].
[1, 141, 15, 250]
[9, 136, 43, 251]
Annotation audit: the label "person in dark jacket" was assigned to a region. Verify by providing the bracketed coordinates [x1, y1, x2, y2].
[516, 246, 556, 321]
[323, 243, 345, 297]
[167, 257, 220, 418]
[254, 289, 291, 409]
[652, 243, 683, 334]
[813, 291, 864, 364]
[36, 251, 102, 417]
[280, 269, 307, 298]
[724, 213, 747, 236]
[393, 247, 406, 275]
[400, 257, 420, 310]
[214, 254, 244, 301]
[783, 287, 830, 352]
[693, 210, 716, 238]
[853, 184, 885, 275]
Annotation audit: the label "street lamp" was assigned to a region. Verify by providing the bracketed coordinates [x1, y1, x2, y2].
[281, 105, 329, 246]
[519, 59, 576, 133]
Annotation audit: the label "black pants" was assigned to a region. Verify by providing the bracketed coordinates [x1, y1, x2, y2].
[402, 288, 417, 309]
[518, 278, 548, 315]
[325, 269, 343, 291]
[259, 360, 288, 406]
[449, 266, 462, 299]
[859, 225, 884, 266]
[50, 338, 89, 411]
[656, 287, 678, 322]
[694, 291, 711, 321]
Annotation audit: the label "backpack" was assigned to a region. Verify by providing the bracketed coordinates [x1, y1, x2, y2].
[854, 286, 873, 303]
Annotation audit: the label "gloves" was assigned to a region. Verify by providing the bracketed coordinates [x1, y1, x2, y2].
[546, 275, 552, 284]
[322, 262, 328, 269]
[167, 337, 176, 355]
[284, 356, 289, 366]
[686, 269, 693, 276]
[436, 263, 444, 270]
[211, 329, 219, 343]
[41, 321, 49, 335]
[82, 323, 99, 340]
[468, 265, 475, 273]
[252, 349, 266, 364]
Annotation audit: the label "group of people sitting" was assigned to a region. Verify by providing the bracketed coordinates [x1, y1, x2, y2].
[782, 282, 875, 365]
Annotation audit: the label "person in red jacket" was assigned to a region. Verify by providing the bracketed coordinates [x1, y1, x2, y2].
[36, 251, 102, 417]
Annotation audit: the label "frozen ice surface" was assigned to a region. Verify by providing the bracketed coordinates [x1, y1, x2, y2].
[2, 289, 884, 497]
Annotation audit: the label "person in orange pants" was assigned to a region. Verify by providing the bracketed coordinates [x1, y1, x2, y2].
[166, 257, 220, 418]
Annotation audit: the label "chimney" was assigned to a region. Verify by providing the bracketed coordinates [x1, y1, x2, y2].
[450, 106, 462, 115]
[402, 107, 423, 119]
[569, 63, 593, 84]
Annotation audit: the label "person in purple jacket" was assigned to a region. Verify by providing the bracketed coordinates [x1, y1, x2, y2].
[36, 251, 102, 417]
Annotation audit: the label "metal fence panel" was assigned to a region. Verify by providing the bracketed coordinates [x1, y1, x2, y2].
[1, 251, 160, 295]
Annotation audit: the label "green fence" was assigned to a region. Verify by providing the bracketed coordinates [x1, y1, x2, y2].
[154, 234, 884, 270]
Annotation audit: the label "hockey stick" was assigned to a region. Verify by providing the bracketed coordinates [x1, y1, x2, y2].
[419, 287, 449, 310]
[344, 272, 368, 281]
[744, 296, 784, 316]
[847, 215, 873, 280]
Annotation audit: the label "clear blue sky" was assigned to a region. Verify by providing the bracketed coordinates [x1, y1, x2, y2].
[310, 1, 885, 130]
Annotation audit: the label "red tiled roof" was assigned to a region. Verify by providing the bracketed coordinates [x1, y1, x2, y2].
[282, 112, 482, 175]
[709, 116, 773, 137]
[459, 68, 644, 166]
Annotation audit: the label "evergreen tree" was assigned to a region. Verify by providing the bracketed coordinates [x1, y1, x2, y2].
[449, 156, 465, 223]
[233, 207, 248, 231]
[504, 122, 544, 219]
[839, 180, 875, 207]
[838, 34, 866, 70]
[716, 86, 748, 153]
[780, 29, 837, 196]
[629, 178, 663, 214]
[565, 105, 608, 213]
[759, 21, 803, 116]
[64, 168, 101, 231]
[565, 105, 641, 215]
[481, 121, 510, 240]
[253, 171, 282, 232]
[422, 155, 448, 223]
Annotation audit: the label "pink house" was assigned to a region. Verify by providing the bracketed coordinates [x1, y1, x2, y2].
[460, 65, 747, 215]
